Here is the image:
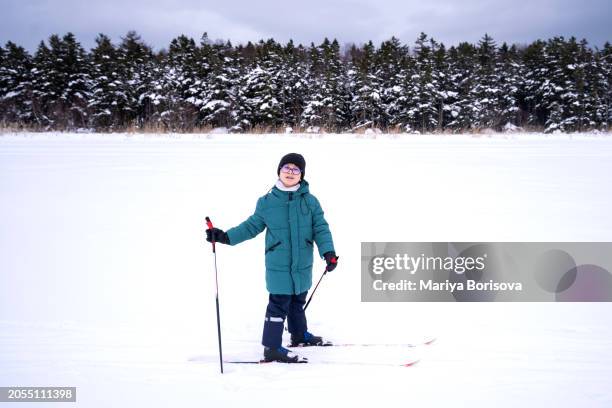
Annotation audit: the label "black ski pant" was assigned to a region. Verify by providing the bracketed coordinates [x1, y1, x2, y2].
[261, 291, 308, 348]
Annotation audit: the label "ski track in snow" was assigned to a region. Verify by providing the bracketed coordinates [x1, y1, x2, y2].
[1, 132, 612, 407]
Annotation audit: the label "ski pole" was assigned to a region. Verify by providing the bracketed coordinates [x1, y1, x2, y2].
[205, 216, 224, 374]
[304, 256, 339, 311]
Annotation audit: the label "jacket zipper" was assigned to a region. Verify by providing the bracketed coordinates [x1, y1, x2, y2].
[288, 191, 295, 293]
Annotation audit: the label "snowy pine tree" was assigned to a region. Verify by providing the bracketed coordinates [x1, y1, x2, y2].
[89, 34, 125, 129]
[589, 43, 611, 131]
[0, 42, 33, 125]
[57, 33, 91, 128]
[447, 42, 479, 130]
[0, 44, 6, 120]
[277, 40, 309, 129]
[237, 40, 283, 130]
[556, 37, 589, 132]
[522, 39, 548, 127]
[470, 34, 501, 129]
[432, 42, 457, 131]
[496, 43, 523, 129]
[351, 41, 385, 129]
[377, 37, 409, 131]
[30, 39, 55, 127]
[117, 31, 155, 129]
[565, 39, 602, 131]
[601, 42, 612, 131]
[300, 42, 325, 130]
[301, 39, 348, 131]
[29, 34, 92, 129]
[155, 34, 201, 131]
[403, 33, 442, 132]
[538, 37, 580, 133]
[200, 38, 241, 129]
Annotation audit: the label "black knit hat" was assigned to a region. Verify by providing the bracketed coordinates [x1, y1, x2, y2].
[277, 153, 306, 180]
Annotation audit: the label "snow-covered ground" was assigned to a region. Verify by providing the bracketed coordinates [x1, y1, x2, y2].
[1, 132, 611, 407]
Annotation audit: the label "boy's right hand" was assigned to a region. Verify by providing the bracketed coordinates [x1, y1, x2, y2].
[324, 251, 338, 272]
[206, 227, 230, 244]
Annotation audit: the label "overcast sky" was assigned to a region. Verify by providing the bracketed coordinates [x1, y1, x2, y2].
[2, 0, 611, 53]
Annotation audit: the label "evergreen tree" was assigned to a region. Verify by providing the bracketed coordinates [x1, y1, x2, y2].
[201, 39, 240, 128]
[30, 39, 55, 127]
[540, 37, 575, 133]
[447, 42, 479, 130]
[117, 31, 155, 128]
[301, 38, 348, 131]
[323, 38, 350, 130]
[301, 42, 325, 129]
[0, 44, 6, 120]
[496, 43, 523, 128]
[377, 36, 409, 130]
[471, 34, 501, 129]
[403, 33, 442, 132]
[158, 34, 200, 131]
[0, 42, 34, 125]
[567, 39, 602, 131]
[351, 40, 385, 128]
[601, 42, 612, 131]
[237, 40, 283, 130]
[29, 34, 91, 129]
[89, 34, 125, 129]
[58, 33, 91, 128]
[432, 42, 456, 131]
[277, 40, 309, 128]
[522, 39, 547, 127]
[588, 44, 610, 131]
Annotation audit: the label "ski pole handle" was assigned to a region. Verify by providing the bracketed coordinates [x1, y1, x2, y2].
[205, 216, 216, 252]
[326, 255, 339, 272]
[205, 216, 214, 230]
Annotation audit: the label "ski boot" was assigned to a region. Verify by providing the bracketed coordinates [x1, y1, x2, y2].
[263, 346, 308, 363]
[288, 331, 333, 347]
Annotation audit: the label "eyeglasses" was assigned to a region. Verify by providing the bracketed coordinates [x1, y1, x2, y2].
[281, 165, 301, 175]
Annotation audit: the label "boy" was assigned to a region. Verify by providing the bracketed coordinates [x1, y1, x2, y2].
[206, 153, 338, 363]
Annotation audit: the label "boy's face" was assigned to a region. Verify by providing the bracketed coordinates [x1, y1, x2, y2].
[279, 163, 301, 187]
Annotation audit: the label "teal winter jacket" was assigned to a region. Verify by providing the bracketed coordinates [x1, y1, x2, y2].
[225, 180, 335, 295]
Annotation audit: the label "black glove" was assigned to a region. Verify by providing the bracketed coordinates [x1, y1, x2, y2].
[324, 251, 338, 272]
[206, 227, 230, 244]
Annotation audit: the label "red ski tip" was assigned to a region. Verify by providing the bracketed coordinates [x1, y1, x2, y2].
[403, 359, 420, 367]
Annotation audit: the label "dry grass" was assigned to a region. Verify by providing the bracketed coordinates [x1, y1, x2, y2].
[0, 121, 595, 136]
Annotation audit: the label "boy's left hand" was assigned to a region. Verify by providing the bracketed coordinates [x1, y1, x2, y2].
[324, 251, 338, 272]
[206, 227, 230, 244]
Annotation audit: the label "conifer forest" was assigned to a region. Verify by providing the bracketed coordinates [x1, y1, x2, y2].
[0, 31, 610, 133]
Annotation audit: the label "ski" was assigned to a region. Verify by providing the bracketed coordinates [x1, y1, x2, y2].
[287, 337, 436, 348]
[287, 340, 334, 347]
[224, 358, 420, 367]
[208, 338, 435, 367]
[333, 337, 436, 347]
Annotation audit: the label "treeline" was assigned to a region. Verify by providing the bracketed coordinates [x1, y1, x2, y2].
[0, 31, 610, 133]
